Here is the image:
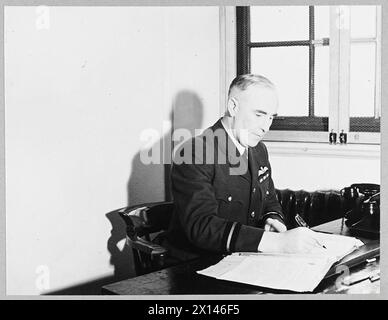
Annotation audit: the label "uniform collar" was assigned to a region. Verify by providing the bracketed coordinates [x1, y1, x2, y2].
[220, 117, 247, 157]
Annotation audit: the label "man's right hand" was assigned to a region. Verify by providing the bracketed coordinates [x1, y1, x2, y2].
[258, 227, 326, 254]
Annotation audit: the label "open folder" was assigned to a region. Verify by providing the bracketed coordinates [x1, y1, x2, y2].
[197, 232, 364, 292]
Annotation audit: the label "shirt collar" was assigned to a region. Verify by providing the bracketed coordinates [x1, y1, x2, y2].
[220, 117, 247, 157]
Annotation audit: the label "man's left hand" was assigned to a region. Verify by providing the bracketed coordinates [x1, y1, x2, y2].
[264, 218, 287, 233]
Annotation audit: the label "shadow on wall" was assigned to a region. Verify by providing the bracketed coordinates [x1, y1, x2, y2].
[46, 211, 133, 295]
[102, 90, 203, 292]
[127, 90, 205, 205]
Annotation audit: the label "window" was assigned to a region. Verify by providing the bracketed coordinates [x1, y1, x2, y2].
[348, 6, 381, 133]
[236, 6, 381, 144]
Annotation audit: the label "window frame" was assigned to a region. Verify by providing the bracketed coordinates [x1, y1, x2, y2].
[235, 5, 381, 145]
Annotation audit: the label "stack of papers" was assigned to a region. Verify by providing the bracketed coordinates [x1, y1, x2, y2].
[197, 233, 364, 292]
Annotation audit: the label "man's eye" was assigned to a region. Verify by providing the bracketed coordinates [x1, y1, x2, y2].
[256, 114, 273, 120]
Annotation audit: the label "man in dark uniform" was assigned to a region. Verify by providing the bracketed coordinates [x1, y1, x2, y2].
[168, 74, 324, 256]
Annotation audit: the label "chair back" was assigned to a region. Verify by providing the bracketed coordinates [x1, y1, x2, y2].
[275, 189, 346, 228]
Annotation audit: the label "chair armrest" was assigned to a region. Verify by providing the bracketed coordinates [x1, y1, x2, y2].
[127, 236, 169, 258]
[116, 202, 173, 237]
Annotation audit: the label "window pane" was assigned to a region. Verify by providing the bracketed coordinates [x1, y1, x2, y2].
[350, 6, 376, 38]
[250, 6, 309, 42]
[251, 47, 309, 116]
[314, 46, 330, 116]
[349, 42, 376, 117]
[315, 6, 330, 39]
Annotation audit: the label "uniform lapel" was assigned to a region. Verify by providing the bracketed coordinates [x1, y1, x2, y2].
[234, 149, 250, 182]
[249, 144, 269, 186]
[248, 147, 259, 189]
[211, 119, 250, 181]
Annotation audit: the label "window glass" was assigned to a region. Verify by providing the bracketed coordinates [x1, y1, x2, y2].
[315, 6, 330, 39]
[314, 46, 330, 117]
[349, 42, 376, 117]
[250, 6, 309, 42]
[251, 46, 309, 116]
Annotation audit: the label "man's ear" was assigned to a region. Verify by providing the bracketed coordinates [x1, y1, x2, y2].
[226, 98, 238, 117]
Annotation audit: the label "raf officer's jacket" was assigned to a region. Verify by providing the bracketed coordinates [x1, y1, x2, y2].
[167, 119, 284, 254]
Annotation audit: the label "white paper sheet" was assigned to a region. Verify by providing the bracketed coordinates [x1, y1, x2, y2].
[221, 254, 336, 292]
[311, 232, 364, 260]
[197, 233, 363, 292]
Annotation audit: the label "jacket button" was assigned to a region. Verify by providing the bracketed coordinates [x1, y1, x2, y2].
[266, 191, 269, 195]
[253, 188, 256, 193]
[227, 196, 232, 202]
[250, 211, 255, 218]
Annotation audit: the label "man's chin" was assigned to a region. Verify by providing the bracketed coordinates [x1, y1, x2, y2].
[249, 136, 263, 147]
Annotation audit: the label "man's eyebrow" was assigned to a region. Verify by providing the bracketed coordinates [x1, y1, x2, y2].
[255, 109, 278, 117]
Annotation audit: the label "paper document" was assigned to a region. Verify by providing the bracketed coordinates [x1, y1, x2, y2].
[310, 232, 364, 260]
[197, 232, 363, 292]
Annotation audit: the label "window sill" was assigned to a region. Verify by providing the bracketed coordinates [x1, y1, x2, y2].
[263, 130, 380, 145]
[264, 141, 380, 159]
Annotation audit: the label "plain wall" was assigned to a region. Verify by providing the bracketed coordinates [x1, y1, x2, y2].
[269, 153, 380, 191]
[5, 6, 219, 295]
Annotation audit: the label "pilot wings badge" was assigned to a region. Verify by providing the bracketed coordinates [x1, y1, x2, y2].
[258, 166, 268, 177]
[258, 166, 269, 183]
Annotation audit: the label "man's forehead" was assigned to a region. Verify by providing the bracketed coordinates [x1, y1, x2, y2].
[231, 84, 276, 98]
[235, 85, 278, 113]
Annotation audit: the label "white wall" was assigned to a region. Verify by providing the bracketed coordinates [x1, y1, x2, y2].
[5, 6, 219, 295]
[267, 144, 380, 191]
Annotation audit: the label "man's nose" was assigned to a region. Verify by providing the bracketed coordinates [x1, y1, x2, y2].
[259, 117, 272, 133]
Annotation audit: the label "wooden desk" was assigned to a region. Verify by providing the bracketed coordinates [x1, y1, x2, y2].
[102, 219, 380, 295]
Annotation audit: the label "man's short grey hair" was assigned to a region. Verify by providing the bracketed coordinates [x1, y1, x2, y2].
[228, 74, 275, 98]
